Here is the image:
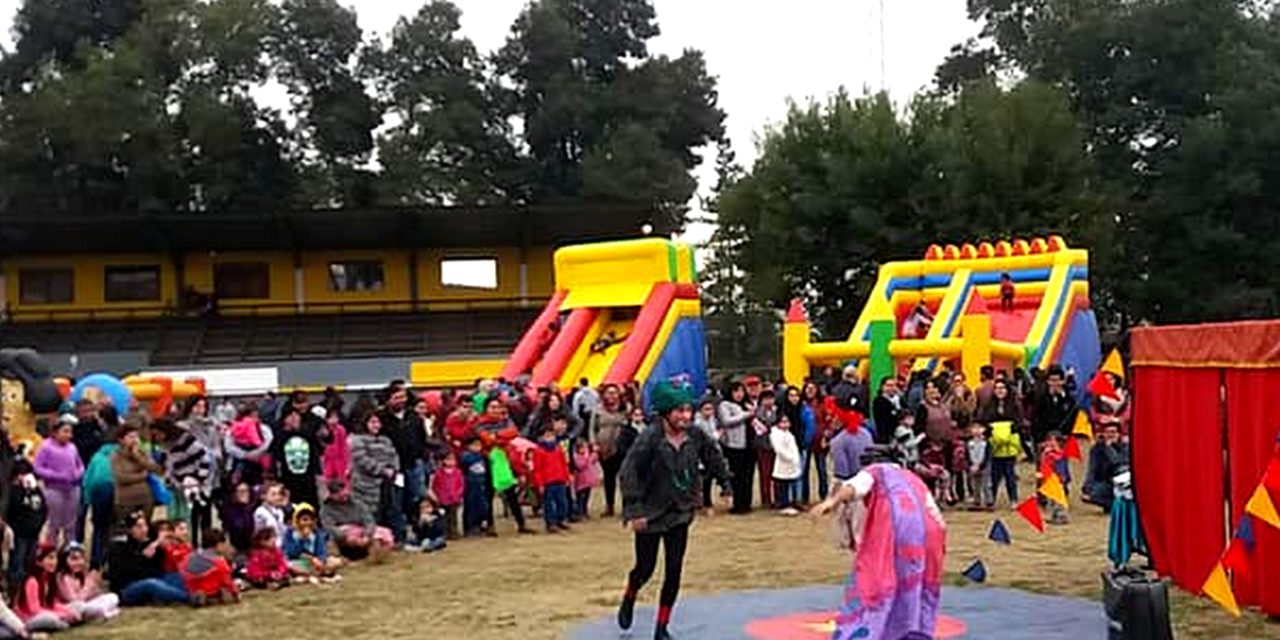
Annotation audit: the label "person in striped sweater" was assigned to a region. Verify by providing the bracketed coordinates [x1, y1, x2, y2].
[152, 420, 213, 546]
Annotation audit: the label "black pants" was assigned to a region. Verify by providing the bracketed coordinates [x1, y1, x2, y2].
[190, 500, 213, 549]
[626, 523, 690, 608]
[602, 455, 623, 514]
[725, 447, 755, 513]
[500, 487, 527, 531]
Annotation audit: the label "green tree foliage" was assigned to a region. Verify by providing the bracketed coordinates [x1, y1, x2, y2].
[373, 1, 522, 206]
[943, 0, 1280, 323]
[495, 0, 725, 224]
[717, 82, 1101, 337]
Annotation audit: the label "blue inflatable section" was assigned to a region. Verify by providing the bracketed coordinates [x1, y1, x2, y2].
[641, 318, 708, 414]
[1057, 309, 1101, 408]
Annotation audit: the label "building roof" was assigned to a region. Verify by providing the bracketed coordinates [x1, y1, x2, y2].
[0, 205, 674, 255]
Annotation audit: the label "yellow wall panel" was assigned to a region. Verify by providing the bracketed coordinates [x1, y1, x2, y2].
[5, 254, 176, 320]
[417, 247, 522, 301]
[184, 251, 296, 316]
[301, 249, 412, 310]
[524, 246, 556, 298]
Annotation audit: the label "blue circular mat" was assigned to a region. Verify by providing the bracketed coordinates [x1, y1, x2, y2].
[568, 584, 1108, 640]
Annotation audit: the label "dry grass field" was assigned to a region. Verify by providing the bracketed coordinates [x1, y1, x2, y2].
[68, 459, 1277, 640]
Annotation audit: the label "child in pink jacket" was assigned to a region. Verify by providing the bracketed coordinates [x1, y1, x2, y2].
[572, 441, 602, 519]
[430, 453, 464, 540]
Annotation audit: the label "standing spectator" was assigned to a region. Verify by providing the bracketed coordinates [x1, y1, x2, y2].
[693, 400, 720, 510]
[348, 413, 401, 542]
[571, 378, 600, 424]
[768, 415, 802, 514]
[718, 382, 754, 515]
[780, 386, 816, 505]
[981, 380, 1023, 507]
[1090, 372, 1131, 439]
[378, 387, 421, 543]
[71, 400, 105, 468]
[151, 419, 212, 548]
[1032, 366, 1076, 451]
[6, 460, 46, 591]
[752, 390, 778, 509]
[110, 422, 163, 528]
[966, 423, 993, 510]
[975, 366, 996, 415]
[81, 441, 117, 570]
[459, 438, 491, 536]
[589, 385, 629, 517]
[319, 408, 351, 502]
[944, 373, 977, 430]
[177, 396, 222, 548]
[829, 412, 874, 482]
[572, 441, 602, 519]
[532, 426, 572, 533]
[224, 405, 273, 488]
[430, 452, 464, 539]
[802, 382, 832, 501]
[33, 419, 83, 546]
[915, 381, 955, 447]
[488, 432, 533, 536]
[269, 408, 322, 521]
[872, 377, 904, 445]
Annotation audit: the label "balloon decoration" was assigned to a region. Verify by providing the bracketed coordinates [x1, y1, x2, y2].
[71, 373, 135, 414]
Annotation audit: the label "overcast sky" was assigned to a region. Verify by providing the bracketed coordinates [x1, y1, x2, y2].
[0, 0, 979, 240]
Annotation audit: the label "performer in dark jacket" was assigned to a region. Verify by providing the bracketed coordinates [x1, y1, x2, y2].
[616, 380, 731, 640]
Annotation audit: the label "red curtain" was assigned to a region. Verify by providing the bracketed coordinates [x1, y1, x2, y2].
[1132, 366, 1226, 592]
[1224, 369, 1280, 613]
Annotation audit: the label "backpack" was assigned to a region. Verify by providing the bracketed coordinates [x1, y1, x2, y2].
[990, 421, 1022, 459]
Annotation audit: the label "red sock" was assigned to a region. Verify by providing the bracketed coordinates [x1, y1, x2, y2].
[623, 585, 637, 601]
[657, 606, 672, 625]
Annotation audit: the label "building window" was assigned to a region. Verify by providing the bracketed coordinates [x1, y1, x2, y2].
[18, 268, 74, 304]
[328, 260, 385, 292]
[214, 262, 270, 299]
[104, 265, 161, 302]
[441, 258, 498, 290]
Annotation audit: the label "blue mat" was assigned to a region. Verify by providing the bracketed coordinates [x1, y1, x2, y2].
[568, 584, 1108, 639]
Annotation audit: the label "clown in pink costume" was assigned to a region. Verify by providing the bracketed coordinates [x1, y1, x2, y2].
[813, 461, 946, 640]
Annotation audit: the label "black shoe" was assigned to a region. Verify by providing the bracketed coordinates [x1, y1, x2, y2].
[617, 598, 635, 630]
[654, 623, 672, 640]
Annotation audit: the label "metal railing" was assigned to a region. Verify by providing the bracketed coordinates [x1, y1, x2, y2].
[1, 296, 542, 323]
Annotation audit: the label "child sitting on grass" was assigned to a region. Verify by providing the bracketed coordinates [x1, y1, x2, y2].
[409, 498, 447, 553]
[430, 453, 464, 540]
[56, 543, 119, 621]
[283, 504, 342, 581]
[15, 544, 81, 632]
[180, 529, 239, 606]
[244, 529, 290, 590]
[161, 521, 193, 574]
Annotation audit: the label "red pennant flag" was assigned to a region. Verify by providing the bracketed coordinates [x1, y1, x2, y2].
[1016, 497, 1045, 533]
[1222, 538, 1252, 583]
[1264, 457, 1280, 496]
[1064, 435, 1083, 462]
[1088, 370, 1119, 401]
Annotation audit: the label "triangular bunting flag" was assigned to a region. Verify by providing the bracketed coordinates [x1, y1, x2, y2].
[1237, 515, 1256, 551]
[1064, 435, 1083, 462]
[1071, 410, 1094, 440]
[1222, 538, 1252, 583]
[962, 559, 987, 583]
[1088, 370, 1120, 401]
[1016, 497, 1045, 533]
[1040, 472, 1069, 507]
[1245, 484, 1280, 529]
[1263, 457, 1280, 495]
[988, 520, 1011, 545]
[1101, 349, 1125, 378]
[1200, 562, 1241, 617]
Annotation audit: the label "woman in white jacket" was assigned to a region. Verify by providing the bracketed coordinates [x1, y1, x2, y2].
[769, 414, 802, 514]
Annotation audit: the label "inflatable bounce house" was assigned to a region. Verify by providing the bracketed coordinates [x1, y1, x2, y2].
[69, 373, 206, 419]
[499, 238, 706, 407]
[0, 349, 63, 456]
[784, 236, 1100, 392]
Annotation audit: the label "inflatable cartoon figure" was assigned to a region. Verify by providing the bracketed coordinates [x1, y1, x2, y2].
[0, 349, 63, 457]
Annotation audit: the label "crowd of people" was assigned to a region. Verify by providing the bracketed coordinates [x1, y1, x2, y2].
[0, 360, 1132, 636]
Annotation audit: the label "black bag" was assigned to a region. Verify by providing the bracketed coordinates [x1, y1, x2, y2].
[1102, 567, 1174, 640]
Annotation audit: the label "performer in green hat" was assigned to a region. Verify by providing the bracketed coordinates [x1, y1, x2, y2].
[616, 379, 731, 640]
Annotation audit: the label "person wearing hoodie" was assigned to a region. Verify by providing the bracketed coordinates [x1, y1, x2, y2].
[179, 529, 238, 605]
[531, 424, 572, 533]
[319, 408, 351, 502]
[33, 419, 84, 546]
[80, 443, 117, 570]
[270, 407, 323, 516]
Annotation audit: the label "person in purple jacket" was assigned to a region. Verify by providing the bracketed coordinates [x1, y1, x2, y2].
[829, 412, 874, 482]
[33, 417, 86, 545]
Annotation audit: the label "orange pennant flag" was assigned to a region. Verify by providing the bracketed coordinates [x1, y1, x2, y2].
[1246, 484, 1280, 530]
[1064, 435, 1083, 462]
[1071, 410, 1093, 440]
[1101, 349, 1125, 379]
[1201, 562, 1241, 617]
[1039, 472, 1069, 507]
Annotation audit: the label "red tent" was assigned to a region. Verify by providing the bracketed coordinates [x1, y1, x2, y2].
[1131, 320, 1280, 613]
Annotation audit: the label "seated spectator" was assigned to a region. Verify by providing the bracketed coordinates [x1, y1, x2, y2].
[180, 528, 238, 606]
[283, 504, 342, 580]
[1084, 423, 1130, 512]
[160, 521, 193, 574]
[0, 595, 31, 638]
[56, 543, 119, 622]
[15, 544, 81, 631]
[106, 512, 190, 607]
[244, 529, 290, 590]
[408, 498, 447, 553]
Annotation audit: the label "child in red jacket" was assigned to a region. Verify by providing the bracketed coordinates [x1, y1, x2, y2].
[532, 425, 571, 533]
[161, 521, 193, 574]
[181, 529, 238, 605]
[245, 529, 290, 590]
